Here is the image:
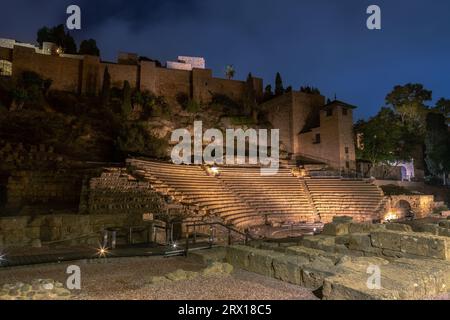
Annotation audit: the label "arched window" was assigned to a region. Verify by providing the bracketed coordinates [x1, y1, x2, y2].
[0, 60, 12, 76]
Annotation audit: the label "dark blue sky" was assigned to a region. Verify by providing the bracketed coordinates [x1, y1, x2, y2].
[1, 0, 449, 120]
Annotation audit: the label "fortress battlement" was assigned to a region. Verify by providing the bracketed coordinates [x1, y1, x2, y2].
[0, 39, 263, 104]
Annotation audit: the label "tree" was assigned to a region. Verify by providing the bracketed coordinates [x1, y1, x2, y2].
[10, 71, 52, 110]
[354, 108, 405, 176]
[385, 83, 431, 133]
[37, 27, 51, 46]
[101, 67, 111, 107]
[275, 72, 284, 96]
[36, 24, 77, 54]
[263, 85, 273, 101]
[121, 81, 132, 118]
[424, 112, 450, 185]
[435, 98, 450, 120]
[116, 122, 168, 159]
[11, 88, 28, 111]
[79, 39, 100, 56]
[62, 31, 77, 54]
[300, 86, 321, 95]
[225, 65, 235, 80]
[243, 73, 258, 122]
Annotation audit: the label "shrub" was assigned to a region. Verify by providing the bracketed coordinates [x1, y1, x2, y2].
[176, 92, 189, 109]
[229, 116, 256, 126]
[116, 122, 168, 159]
[210, 93, 243, 116]
[186, 99, 200, 113]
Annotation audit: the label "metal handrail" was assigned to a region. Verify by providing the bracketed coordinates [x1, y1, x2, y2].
[184, 221, 254, 256]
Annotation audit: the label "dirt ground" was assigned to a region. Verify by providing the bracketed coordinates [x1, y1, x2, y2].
[0, 256, 318, 300]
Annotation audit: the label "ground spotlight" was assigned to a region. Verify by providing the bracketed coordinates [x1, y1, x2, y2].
[96, 245, 109, 258]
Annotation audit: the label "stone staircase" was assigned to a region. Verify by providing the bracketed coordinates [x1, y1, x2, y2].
[127, 159, 386, 229]
[127, 159, 263, 229]
[216, 166, 317, 224]
[304, 178, 385, 223]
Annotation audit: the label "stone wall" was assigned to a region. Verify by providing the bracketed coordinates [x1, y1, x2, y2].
[227, 223, 450, 299]
[101, 62, 139, 89]
[0, 167, 176, 248]
[0, 141, 67, 170]
[9, 46, 262, 104]
[298, 104, 356, 170]
[320, 218, 450, 261]
[79, 168, 166, 216]
[0, 213, 144, 247]
[0, 47, 12, 61]
[6, 170, 83, 211]
[385, 195, 434, 220]
[261, 92, 357, 171]
[12, 46, 82, 93]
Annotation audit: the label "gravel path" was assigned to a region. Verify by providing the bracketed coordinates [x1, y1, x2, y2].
[0, 256, 318, 300]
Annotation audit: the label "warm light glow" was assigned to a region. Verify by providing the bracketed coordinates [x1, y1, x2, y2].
[96, 245, 109, 258]
[206, 166, 220, 176]
[384, 211, 399, 222]
[210, 167, 220, 175]
[172, 243, 178, 249]
[56, 47, 63, 55]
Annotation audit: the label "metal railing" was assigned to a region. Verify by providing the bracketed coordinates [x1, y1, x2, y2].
[184, 222, 253, 256]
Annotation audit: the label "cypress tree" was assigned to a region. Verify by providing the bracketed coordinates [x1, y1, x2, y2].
[101, 67, 111, 107]
[275, 72, 284, 96]
[121, 81, 132, 118]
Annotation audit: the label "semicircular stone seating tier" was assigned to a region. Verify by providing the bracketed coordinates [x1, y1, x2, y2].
[127, 159, 386, 229]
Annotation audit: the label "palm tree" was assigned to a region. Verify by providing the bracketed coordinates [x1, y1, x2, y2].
[225, 65, 235, 80]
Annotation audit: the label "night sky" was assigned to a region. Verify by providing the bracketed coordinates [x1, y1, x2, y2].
[1, 0, 449, 120]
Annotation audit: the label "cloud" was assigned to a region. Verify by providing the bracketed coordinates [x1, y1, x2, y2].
[76, 0, 201, 31]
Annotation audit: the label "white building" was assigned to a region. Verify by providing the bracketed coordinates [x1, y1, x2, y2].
[166, 56, 206, 71]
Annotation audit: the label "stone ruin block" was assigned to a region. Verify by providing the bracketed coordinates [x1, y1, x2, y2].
[0, 217, 29, 246]
[422, 223, 441, 235]
[323, 257, 450, 300]
[439, 220, 450, 229]
[247, 249, 284, 278]
[225, 245, 253, 269]
[285, 246, 342, 264]
[301, 257, 338, 290]
[370, 231, 402, 251]
[300, 235, 337, 252]
[371, 230, 450, 260]
[332, 216, 353, 223]
[349, 223, 385, 234]
[385, 223, 413, 233]
[322, 222, 350, 236]
[347, 233, 373, 251]
[272, 255, 308, 285]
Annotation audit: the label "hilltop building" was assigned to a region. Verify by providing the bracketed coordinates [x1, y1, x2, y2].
[0, 38, 357, 172]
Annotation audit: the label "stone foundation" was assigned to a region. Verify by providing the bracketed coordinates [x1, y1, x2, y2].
[0, 213, 148, 247]
[79, 168, 166, 215]
[224, 218, 450, 299]
[385, 195, 435, 220]
[4, 170, 83, 211]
